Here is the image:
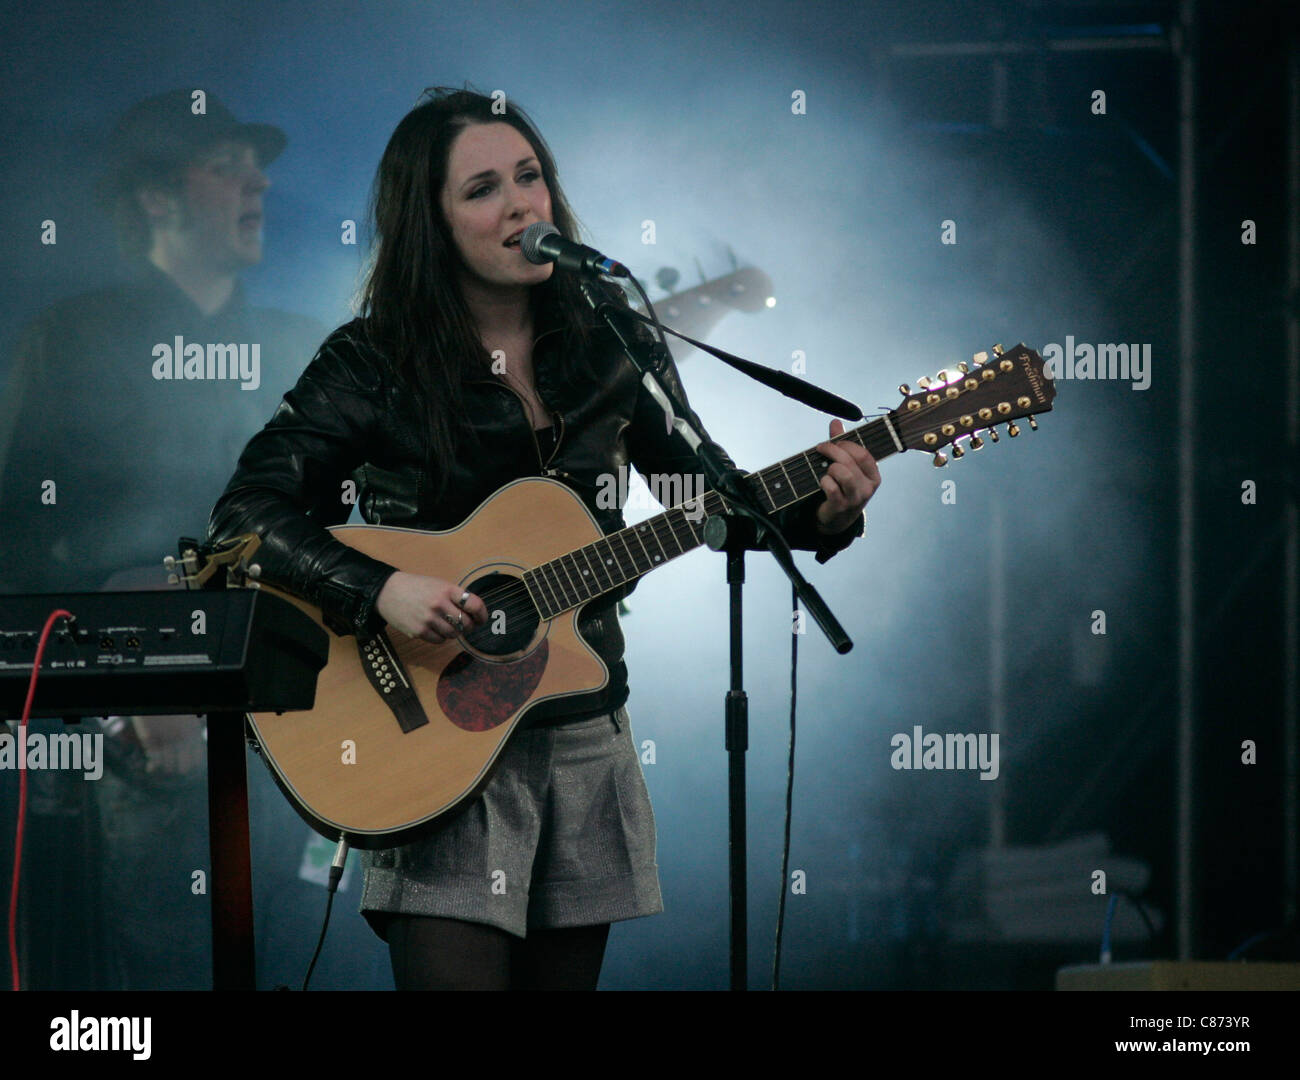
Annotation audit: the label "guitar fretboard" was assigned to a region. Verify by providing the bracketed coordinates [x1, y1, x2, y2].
[522, 416, 901, 618]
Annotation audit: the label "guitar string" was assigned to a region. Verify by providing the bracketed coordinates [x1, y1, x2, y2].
[453, 430, 886, 628]
[448, 369, 1033, 630]
[453, 402, 990, 626]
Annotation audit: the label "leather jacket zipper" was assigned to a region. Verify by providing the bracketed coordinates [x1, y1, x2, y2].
[545, 412, 566, 474]
[495, 378, 564, 475]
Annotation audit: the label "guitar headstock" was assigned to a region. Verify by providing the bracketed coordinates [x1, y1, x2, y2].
[648, 266, 776, 352]
[891, 344, 1055, 465]
[163, 533, 263, 590]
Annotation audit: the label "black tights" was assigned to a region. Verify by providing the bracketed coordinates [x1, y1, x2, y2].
[385, 915, 610, 990]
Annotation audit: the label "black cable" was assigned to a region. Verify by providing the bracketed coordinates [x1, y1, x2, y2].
[1101, 889, 1160, 963]
[620, 275, 670, 357]
[772, 584, 799, 990]
[1227, 919, 1300, 961]
[1119, 889, 1159, 942]
[301, 839, 349, 991]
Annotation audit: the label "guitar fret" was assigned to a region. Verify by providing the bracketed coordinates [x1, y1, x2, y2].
[640, 522, 667, 566]
[547, 561, 570, 613]
[802, 450, 825, 483]
[577, 545, 606, 593]
[539, 561, 566, 614]
[790, 456, 820, 498]
[679, 504, 704, 544]
[626, 523, 652, 568]
[557, 552, 584, 603]
[653, 516, 684, 561]
[529, 563, 551, 616]
[522, 568, 545, 617]
[638, 520, 669, 568]
[865, 421, 894, 459]
[666, 507, 698, 550]
[772, 460, 796, 508]
[665, 514, 688, 551]
[615, 531, 642, 579]
[636, 526, 656, 569]
[521, 570, 549, 620]
[570, 550, 597, 599]
[597, 537, 626, 588]
[571, 551, 594, 599]
[648, 519, 676, 561]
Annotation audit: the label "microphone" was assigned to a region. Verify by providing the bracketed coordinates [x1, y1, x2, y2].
[521, 222, 630, 278]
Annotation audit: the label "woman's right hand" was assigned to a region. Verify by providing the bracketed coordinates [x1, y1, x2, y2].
[375, 571, 490, 643]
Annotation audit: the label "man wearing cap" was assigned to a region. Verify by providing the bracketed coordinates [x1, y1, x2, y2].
[1, 88, 320, 594]
[0, 89, 324, 989]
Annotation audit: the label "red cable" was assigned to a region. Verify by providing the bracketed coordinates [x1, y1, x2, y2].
[7, 607, 72, 993]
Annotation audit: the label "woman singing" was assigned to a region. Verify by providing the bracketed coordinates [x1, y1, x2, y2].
[207, 86, 879, 990]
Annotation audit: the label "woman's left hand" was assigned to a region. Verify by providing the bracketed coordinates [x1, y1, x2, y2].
[813, 418, 881, 534]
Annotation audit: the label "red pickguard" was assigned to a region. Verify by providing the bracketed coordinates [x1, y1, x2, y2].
[436, 642, 550, 732]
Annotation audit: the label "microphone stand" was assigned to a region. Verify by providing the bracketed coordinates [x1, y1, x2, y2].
[577, 277, 854, 990]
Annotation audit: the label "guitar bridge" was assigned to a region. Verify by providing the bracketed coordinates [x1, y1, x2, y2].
[358, 632, 429, 733]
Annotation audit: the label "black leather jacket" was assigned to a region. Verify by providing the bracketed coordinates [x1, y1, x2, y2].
[206, 306, 863, 722]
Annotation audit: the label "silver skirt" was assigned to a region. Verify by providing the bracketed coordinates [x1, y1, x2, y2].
[359, 705, 663, 939]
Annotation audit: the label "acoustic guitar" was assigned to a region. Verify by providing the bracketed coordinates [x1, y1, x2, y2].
[213, 344, 1054, 847]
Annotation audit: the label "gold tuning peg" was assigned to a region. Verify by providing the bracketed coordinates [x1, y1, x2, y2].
[973, 350, 989, 364]
[917, 376, 932, 389]
[969, 434, 984, 450]
[1007, 422, 1020, 437]
[951, 444, 965, 459]
[957, 361, 969, 373]
[1027, 415, 1038, 430]
[898, 383, 910, 395]
[932, 451, 948, 467]
[988, 428, 1000, 443]
[993, 343, 1005, 356]
[935, 369, 951, 383]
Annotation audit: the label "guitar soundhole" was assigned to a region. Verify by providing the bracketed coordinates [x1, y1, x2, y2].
[459, 571, 541, 657]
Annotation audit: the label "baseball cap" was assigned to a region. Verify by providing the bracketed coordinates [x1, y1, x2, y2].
[96, 89, 286, 203]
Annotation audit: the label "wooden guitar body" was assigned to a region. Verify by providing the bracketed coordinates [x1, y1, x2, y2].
[249, 476, 610, 848]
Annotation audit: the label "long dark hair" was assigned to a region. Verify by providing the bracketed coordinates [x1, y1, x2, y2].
[358, 85, 607, 498]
